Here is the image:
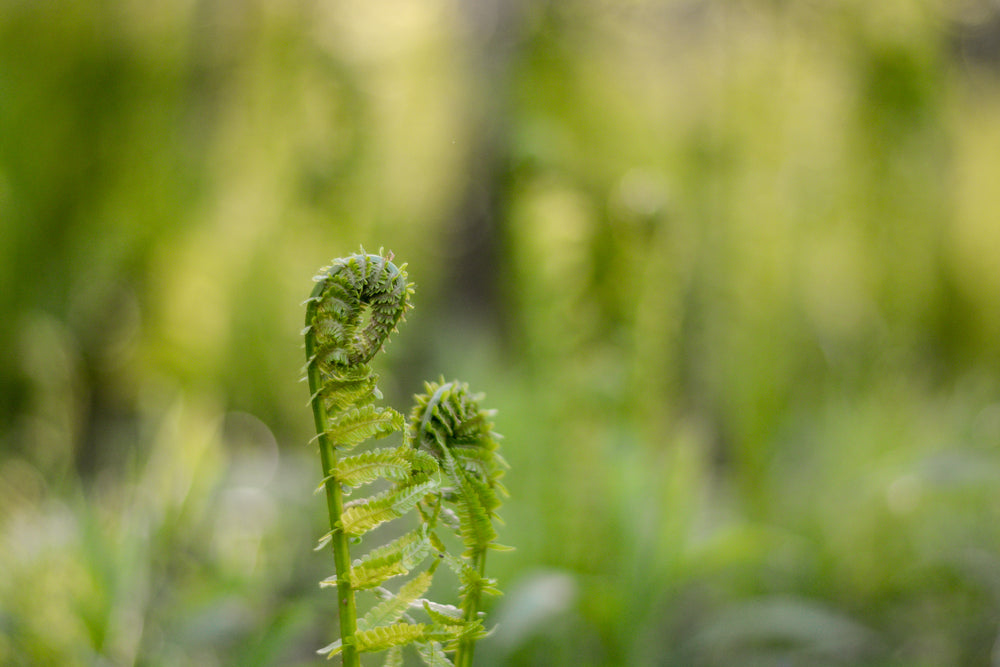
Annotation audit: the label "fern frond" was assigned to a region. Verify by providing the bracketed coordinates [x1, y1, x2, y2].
[305, 250, 415, 667]
[414, 640, 454, 667]
[326, 406, 405, 451]
[334, 446, 417, 488]
[305, 252, 506, 666]
[407, 379, 507, 666]
[353, 623, 427, 654]
[339, 478, 439, 537]
[360, 570, 435, 631]
[382, 646, 404, 667]
[348, 527, 434, 589]
[440, 447, 498, 555]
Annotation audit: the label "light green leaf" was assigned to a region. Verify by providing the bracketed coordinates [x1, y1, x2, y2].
[326, 405, 404, 449]
[335, 446, 413, 487]
[349, 527, 434, 589]
[355, 623, 426, 654]
[339, 478, 438, 536]
[360, 570, 435, 631]
[382, 646, 404, 667]
[414, 640, 454, 667]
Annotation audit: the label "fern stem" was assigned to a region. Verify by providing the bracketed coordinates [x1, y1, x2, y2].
[306, 326, 361, 667]
[454, 548, 487, 667]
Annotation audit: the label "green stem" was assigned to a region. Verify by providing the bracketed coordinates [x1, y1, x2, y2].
[306, 321, 360, 667]
[454, 549, 486, 667]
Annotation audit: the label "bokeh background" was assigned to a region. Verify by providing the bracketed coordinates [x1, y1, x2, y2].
[3, 0, 1000, 665]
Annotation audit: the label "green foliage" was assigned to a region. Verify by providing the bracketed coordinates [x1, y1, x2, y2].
[4, 3, 1000, 666]
[333, 447, 436, 488]
[342, 527, 434, 590]
[360, 569, 435, 631]
[323, 406, 407, 451]
[338, 478, 440, 538]
[408, 380, 508, 556]
[304, 251, 506, 666]
[406, 380, 508, 667]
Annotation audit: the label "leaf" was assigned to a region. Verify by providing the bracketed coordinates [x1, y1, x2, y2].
[414, 640, 454, 667]
[390, 478, 441, 514]
[315, 531, 333, 551]
[420, 600, 465, 627]
[319, 372, 379, 412]
[326, 406, 404, 449]
[317, 639, 342, 657]
[335, 446, 414, 487]
[354, 623, 426, 654]
[349, 527, 434, 589]
[339, 478, 439, 537]
[360, 570, 435, 631]
[382, 646, 404, 667]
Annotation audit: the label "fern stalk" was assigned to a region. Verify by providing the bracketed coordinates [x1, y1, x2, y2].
[305, 338, 360, 667]
[454, 550, 487, 667]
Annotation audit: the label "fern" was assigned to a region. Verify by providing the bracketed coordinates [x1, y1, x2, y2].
[345, 526, 433, 589]
[304, 250, 417, 666]
[333, 447, 436, 488]
[360, 569, 436, 630]
[304, 250, 507, 666]
[339, 477, 440, 537]
[407, 380, 508, 667]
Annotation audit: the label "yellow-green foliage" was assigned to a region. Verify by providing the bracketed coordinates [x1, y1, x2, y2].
[4, 3, 1000, 666]
[304, 251, 506, 666]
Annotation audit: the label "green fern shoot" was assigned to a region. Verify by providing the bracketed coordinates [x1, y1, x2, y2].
[303, 250, 508, 666]
[407, 380, 509, 667]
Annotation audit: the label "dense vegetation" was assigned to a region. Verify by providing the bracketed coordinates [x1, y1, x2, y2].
[2, 1, 1000, 665]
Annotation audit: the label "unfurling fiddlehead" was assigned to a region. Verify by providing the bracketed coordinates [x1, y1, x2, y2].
[303, 250, 507, 667]
[304, 250, 413, 667]
[408, 380, 509, 667]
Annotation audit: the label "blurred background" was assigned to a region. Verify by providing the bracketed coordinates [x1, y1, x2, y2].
[2, 0, 1000, 665]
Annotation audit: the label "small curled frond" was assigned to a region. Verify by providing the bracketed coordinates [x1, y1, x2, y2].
[408, 380, 507, 556]
[306, 251, 413, 370]
[305, 251, 413, 424]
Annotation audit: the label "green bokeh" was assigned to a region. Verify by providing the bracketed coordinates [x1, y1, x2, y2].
[2, 1, 1000, 665]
